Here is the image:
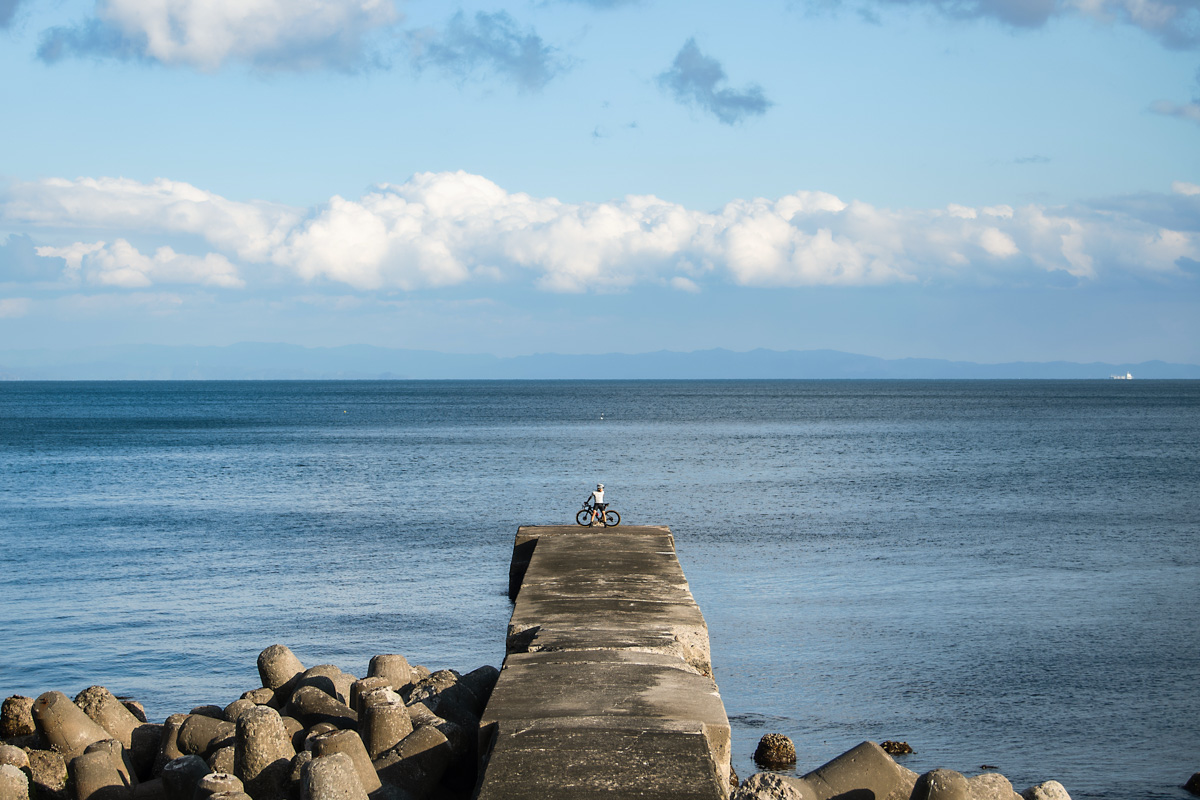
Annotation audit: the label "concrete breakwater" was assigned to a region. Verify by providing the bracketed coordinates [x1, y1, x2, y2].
[1, 645, 498, 800]
[478, 525, 732, 799]
[4, 524, 1089, 800]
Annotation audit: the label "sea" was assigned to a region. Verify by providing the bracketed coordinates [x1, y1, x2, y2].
[1, 380, 1197, 799]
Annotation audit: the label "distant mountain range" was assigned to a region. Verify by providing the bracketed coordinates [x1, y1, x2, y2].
[1, 343, 1197, 380]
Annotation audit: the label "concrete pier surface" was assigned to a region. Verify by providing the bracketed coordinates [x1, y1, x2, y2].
[477, 525, 731, 799]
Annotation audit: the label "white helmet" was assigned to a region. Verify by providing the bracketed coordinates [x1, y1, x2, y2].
[597, 484, 604, 490]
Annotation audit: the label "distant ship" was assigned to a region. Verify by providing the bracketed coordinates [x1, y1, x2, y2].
[1110, 372, 1133, 380]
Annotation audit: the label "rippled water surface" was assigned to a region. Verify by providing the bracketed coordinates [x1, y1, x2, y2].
[1, 380, 1197, 799]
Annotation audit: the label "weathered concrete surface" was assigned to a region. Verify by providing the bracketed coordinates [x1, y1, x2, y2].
[506, 527, 714, 676]
[772, 741, 913, 800]
[478, 526, 730, 800]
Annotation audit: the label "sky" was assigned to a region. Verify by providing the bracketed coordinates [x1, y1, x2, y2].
[1, 0, 1198, 363]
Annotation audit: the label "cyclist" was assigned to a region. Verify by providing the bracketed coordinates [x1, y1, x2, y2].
[586, 483, 607, 526]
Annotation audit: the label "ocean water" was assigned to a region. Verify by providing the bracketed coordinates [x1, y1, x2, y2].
[1, 380, 1197, 799]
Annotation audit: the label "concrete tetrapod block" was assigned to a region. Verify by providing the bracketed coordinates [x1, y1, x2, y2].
[233, 706, 294, 800]
[1022, 781, 1072, 800]
[153, 716, 188, 778]
[177, 718, 235, 759]
[84, 740, 136, 789]
[288, 751, 312, 797]
[967, 773, 1021, 800]
[303, 725, 340, 753]
[257, 647, 306, 698]
[25, 750, 69, 800]
[367, 657, 411, 696]
[303, 668, 355, 711]
[775, 741, 907, 800]
[372, 726, 452, 800]
[913, 769, 970, 800]
[359, 694, 412, 760]
[280, 717, 306, 753]
[479, 649, 731, 791]
[33, 693, 112, 761]
[192, 772, 243, 800]
[74, 691, 143, 752]
[730, 772, 806, 800]
[131, 778, 164, 800]
[296, 668, 344, 706]
[348, 680, 390, 714]
[72, 750, 132, 800]
[0, 745, 29, 772]
[239, 690, 276, 709]
[0, 763, 31, 800]
[160, 757, 209, 800]
[311, 731, 381, 795]
[403, 705, 468, 766]
[188, 710, 223, 722]
[459, 666, 499, 713]
[130, 724, 163, 781]
[206, 747, 235, 776]
[301, 753, 367, 800]
[222, 703, 255, 726]
[121, 705, 147, 725]
[287, 689, 357, 731]
[1, 697, 36, 739]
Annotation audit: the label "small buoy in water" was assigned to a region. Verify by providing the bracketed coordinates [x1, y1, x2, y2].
[343, 410, 347, 413]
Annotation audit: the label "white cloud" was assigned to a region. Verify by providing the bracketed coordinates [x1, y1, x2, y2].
[38, 239, 243, 288]
[39, 0, 400, 71]
[1173, 181, 1200, 196]
[35, 240, 105, 278]
[670, 276, 701, 293]
[980, 227, 1020, 257]
[8, 172, 1199, 294]
[17, 177, 301, 262]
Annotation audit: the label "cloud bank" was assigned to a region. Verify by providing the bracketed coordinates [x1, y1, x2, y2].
[5, 172, 1197, 294]
[657, 39, 773, 124]
[38, 0, 401, 70]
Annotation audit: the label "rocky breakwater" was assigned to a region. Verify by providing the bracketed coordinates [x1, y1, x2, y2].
[732, 738, 1074, 800]
[1, 645, 498, 800]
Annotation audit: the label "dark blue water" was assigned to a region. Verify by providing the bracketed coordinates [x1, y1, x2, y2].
[1, 381, 1197, 799]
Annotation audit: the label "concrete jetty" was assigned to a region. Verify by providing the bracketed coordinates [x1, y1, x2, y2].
[477, 525, 732, 799]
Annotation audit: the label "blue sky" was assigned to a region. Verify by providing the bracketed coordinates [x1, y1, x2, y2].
[1, 0, 1198, 363]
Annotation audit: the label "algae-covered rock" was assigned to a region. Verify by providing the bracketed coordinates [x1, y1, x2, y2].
[753, 734, 796, 768]
[1, 698, 36, 740]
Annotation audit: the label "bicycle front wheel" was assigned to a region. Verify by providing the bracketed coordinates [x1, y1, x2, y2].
[576, 509, 593, 526]
[604, 509, 620, 527]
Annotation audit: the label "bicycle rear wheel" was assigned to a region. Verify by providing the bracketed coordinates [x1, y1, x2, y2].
[576, 509, 593, 526]
[604, 509, 620, 527]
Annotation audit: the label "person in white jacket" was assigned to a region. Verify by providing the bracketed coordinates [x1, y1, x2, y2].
[586, 483, 607, 526]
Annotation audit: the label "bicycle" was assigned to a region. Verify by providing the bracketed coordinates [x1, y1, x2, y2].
[576, 503, 620, 527]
